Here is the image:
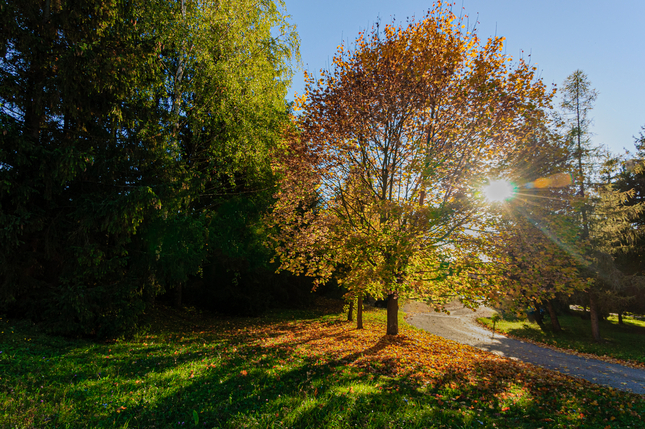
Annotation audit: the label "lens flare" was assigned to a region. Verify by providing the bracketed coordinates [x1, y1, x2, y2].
[483, 180, 515, 203]
[525, 172, 572, 189]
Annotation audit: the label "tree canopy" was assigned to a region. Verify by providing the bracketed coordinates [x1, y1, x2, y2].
[270, 4, 554, 335]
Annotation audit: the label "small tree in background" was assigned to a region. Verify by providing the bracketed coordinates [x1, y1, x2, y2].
[480, 122, 587, 332]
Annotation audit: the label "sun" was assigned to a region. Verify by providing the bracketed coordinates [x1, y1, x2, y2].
[483, 180, 515, 203]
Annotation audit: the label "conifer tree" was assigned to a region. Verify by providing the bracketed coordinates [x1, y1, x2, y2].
[0, 0, 298, 336]
[559, 70, 608, 341]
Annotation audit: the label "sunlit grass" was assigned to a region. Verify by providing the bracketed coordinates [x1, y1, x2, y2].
[606, 313, 645, 328]
[1, 300, 644, 428]
[479, 311, 645, 365]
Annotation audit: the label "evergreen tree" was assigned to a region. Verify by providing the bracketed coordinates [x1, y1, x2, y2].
[611, 127, 645, 275]
[560, 69, 598, 238]
[558, 70, 608, 341]
[593, 128, 645, 320]
[0, 0, 298, 336]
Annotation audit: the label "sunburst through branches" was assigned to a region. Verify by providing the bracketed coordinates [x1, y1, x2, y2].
[483, 180, 516, 203]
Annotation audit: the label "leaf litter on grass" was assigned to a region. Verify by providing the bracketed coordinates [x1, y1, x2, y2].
[1, 298, 644, 428]
[205, 302, 644, 427]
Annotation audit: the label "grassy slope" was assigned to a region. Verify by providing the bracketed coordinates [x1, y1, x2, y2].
[0, 300, 643, 428]
[478, 311, 645, 366]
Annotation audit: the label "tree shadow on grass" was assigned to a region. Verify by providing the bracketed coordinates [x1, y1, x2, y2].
[8, 305, 645, 428]
[27, 328, 644, 428]
[102, 348, 631, 428]
[50, 331, 404, 426]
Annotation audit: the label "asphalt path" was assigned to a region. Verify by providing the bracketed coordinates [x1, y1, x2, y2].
[403, 301, 645, 395]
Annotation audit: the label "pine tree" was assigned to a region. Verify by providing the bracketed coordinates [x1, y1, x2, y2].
[612, 127, 645, 275]
[560, 70, 598, 238]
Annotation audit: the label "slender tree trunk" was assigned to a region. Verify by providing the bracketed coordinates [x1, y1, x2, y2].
[532, 301, 545, 328]
[172, 0, 187, 137]
[174, 283, 182, 309]
[386, 293, 398, 335]
[618, 312, 624, 325]
[357, 296, 363, 329]
[534, 309, 545, 328]
[546, 300, 562, 332]
[573, 74, 590, 239]
[347, 299, 354, 322]
[25, 0, 52, 143]
[589, 292, 601, 342]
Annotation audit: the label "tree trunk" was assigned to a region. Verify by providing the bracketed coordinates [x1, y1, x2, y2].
[618, 312, 624, 325]
[386, 293, 398, 335]
[533, 303, 545, 328]
[24, 1, 52, 144]
[357, 296, 363, 329]
[589, 292, 601, 342]
[546, 300, 562, 332]
[172, 0, 187, 138]
[174, 283, 182, 309]
[347, 300, 354, 322]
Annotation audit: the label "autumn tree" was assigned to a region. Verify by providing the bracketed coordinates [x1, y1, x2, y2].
[481, 124, 586, 332]
[270, 4, 553, 335]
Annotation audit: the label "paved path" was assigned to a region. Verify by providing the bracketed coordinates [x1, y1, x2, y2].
[403, 301, 645, 395]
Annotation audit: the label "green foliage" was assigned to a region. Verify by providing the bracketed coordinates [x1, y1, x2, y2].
[0, 0, 298, 336]
[196, 192, 316, 315]
[609, 127, 645, 277]
[143, 213, 208, 290]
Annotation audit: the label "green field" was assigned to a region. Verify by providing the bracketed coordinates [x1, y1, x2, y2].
[1, 300, 644, 428]
[478, 311, 645, 366]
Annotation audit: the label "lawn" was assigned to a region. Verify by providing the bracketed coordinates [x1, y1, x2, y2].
[478, 310, 645, 367]
[1, 299, 644, 428]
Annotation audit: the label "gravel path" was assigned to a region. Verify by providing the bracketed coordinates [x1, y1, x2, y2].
[403, 301, 645, 395]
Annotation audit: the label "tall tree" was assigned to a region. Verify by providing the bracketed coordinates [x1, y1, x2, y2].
[560, 69, 598, 239]
[270, 4, 553, 335]
[558, 70, 608, 341]
[586, 148, 645, 323]
[611, 127, 645, 275]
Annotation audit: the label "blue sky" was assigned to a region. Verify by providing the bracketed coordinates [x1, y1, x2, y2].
[282, 0, 645, 155]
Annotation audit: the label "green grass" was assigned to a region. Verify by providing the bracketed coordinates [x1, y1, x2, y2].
[1, 301, 644, 428]
[478, 311, 645, 365]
